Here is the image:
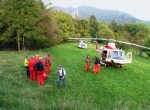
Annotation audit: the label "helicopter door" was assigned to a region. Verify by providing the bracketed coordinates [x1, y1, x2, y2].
[125, 52, 132, 63]
[108, 51, 111, 58]
[102, 51, 107, 60]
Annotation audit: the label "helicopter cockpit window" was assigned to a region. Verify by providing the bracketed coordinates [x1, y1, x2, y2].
[119, 51, 124, 58]
[111, 51, 119, 58]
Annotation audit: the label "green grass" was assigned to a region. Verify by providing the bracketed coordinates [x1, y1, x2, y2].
[0, 42, 150, 110]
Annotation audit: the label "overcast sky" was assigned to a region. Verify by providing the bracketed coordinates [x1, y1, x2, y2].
[49, 0, 150, 21]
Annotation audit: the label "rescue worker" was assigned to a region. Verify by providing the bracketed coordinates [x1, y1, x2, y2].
[28, 56, 36, 81]
[24, 56, 30, 78]
[46, 53, 51, 61]
[84, 55, 91, 71]
[34, 54, 39, 63]
[45, 59, 49, 74]
[34, 58, 45, 85]
[45, 53, 51, 74]
[94, 56, 100, 74]
[34, 54, 39, 78]
[92, 57, 96, 73]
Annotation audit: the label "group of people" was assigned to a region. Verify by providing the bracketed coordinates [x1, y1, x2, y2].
[24, 54, 101, 87]
[84, 55, 101, 74]
[24, 54, 52, 86]
[24, 54, 66, 88]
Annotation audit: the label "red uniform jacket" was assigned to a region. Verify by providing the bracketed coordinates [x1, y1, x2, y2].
[28, 59, 36, 71]
[46, 55, 50, 60]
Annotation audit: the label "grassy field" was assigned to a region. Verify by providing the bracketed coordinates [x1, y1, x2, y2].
[0, 42, 150, 110]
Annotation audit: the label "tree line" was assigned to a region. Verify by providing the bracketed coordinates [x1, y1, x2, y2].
[0, 0, 150, 55]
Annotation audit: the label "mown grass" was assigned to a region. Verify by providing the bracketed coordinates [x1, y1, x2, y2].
[0, 42, 150, 110]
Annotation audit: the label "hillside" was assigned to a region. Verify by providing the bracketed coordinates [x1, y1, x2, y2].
[0, 42, 150, 109]
[55, 5, 150, 25]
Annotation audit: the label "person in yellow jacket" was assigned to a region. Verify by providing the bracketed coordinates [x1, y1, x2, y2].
[24, 56, 30, 78]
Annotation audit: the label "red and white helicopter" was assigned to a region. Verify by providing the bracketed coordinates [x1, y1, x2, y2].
[96, 41, 132, 68]
[95, 38, 150, 68]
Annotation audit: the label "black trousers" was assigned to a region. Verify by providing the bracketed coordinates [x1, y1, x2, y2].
[25, 66, 30, 78]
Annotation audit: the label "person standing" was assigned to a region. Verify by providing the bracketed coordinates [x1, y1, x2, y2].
[84, 55, 91, 71]
[24, 56, 30, 78]
[34, 58, 45, 85]
[92, 57, 96, 73]
[56, 65, 66, 88]
[34, 54, 39, 63]
[46, 53, 52, 74]
[28, 56, 36, 81]
[34, 54, 39, 78]
[94, 56, 101, 74]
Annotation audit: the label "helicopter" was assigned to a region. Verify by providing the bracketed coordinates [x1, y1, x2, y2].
[78, 40, 87, 49]
[96, 41, 132, 68]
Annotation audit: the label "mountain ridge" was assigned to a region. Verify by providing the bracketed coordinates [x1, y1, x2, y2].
[54, 5, 150, 26]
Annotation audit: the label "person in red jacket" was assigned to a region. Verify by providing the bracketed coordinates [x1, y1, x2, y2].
[34, 54, 39, 63]
[84, 55, 91, 71]
[28, 56, 36, 81]
[34, 54, 39, 78]
[34, 58, 45, 85]
[45, 53, 51, 74]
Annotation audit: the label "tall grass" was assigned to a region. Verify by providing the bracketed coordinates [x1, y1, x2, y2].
[0, 42, 150, 110]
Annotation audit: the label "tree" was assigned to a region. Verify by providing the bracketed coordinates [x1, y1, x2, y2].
[134, 22, 150, 41]
[78, 18, 90, 38]
[109, 20, 118, 33]
[97, 21, 115, 39]
[144, 36, 150, 57]
[124, 22, 137, 37]
[0, 0, 59, 50]
[55, 11, 75, 42]
[89, 15, 98, 38]
[0, 0, 45, 51]
[37, 8, 59, 48]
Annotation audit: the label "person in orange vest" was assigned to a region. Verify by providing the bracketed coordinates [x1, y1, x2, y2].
[94, 56, 100, 74]
[45, 59, 49, 74]
[34, 58, 45, 85]
[92, 57, 96, 73]
[28, 56, 36, 81]
[45, 53, 51, 74]
[34, 54, 39, 63]
[34, 54, 39, 78]
[84, 55, 91, 71]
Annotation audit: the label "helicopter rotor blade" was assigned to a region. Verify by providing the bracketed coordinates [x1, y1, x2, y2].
[68, 38, 150, 50]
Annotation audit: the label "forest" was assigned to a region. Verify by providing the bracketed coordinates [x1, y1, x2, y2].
[0, 0, 150, 55]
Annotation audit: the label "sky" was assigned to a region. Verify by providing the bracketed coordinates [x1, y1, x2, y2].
[47, 0, 150, 21]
